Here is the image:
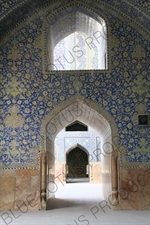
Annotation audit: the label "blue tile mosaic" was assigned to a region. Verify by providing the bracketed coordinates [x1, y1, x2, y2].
[0, 0, 150, 42]
[0, 1, 150, 169]
[55, 129, 101, 162]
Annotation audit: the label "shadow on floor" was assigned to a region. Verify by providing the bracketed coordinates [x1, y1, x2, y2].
[46, 197, 87, 210]
[46, 182, 103, 210]
[66, 177, 89, 183]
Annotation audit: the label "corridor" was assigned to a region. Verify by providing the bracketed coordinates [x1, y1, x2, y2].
[1, 183, 149, 225]
[47, 182, 103, 210]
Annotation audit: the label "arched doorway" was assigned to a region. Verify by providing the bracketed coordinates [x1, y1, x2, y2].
[40, 95, 119, 210]
[54, 127, 102, 184]
[66, 145, 89, 181]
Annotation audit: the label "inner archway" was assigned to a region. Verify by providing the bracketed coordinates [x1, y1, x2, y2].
[66, 146, 89, 180]
[40, 95, 119, 210]
[55, 125, 102, 185]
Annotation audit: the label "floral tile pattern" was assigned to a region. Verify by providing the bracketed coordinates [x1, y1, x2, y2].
[0, 1, 150, 169]
[0, 0, 150, 42]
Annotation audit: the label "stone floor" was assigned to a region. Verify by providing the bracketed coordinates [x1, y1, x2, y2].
[0, 183, 149, 225]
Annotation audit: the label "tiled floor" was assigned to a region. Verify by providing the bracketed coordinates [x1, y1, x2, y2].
[0, 183, 149, 225]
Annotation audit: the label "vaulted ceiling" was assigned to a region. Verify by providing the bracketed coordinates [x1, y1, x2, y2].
[0, 0, 150, 43]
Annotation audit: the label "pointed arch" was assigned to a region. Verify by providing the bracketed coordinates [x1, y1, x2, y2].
[46, 5, 108, 71]
[66, 143, 89, 155]
[40, 95, 119, 210]
[40, 95, 118, 142]
[66, 144, 89, 179]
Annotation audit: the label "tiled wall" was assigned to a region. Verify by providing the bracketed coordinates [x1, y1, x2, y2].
[0, 0, 150, 210]
[1, 10, 149, 169]
[55, 128, 101, 162]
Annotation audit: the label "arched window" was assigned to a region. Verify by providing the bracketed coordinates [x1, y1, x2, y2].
[46, 8, 107, 71]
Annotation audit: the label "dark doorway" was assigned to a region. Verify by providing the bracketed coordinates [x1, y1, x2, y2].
[66, 147, 89, 182]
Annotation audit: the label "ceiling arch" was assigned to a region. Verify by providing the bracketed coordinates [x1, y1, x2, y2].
[1, 0, 149, 20]
[0, 0, 150, 43]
